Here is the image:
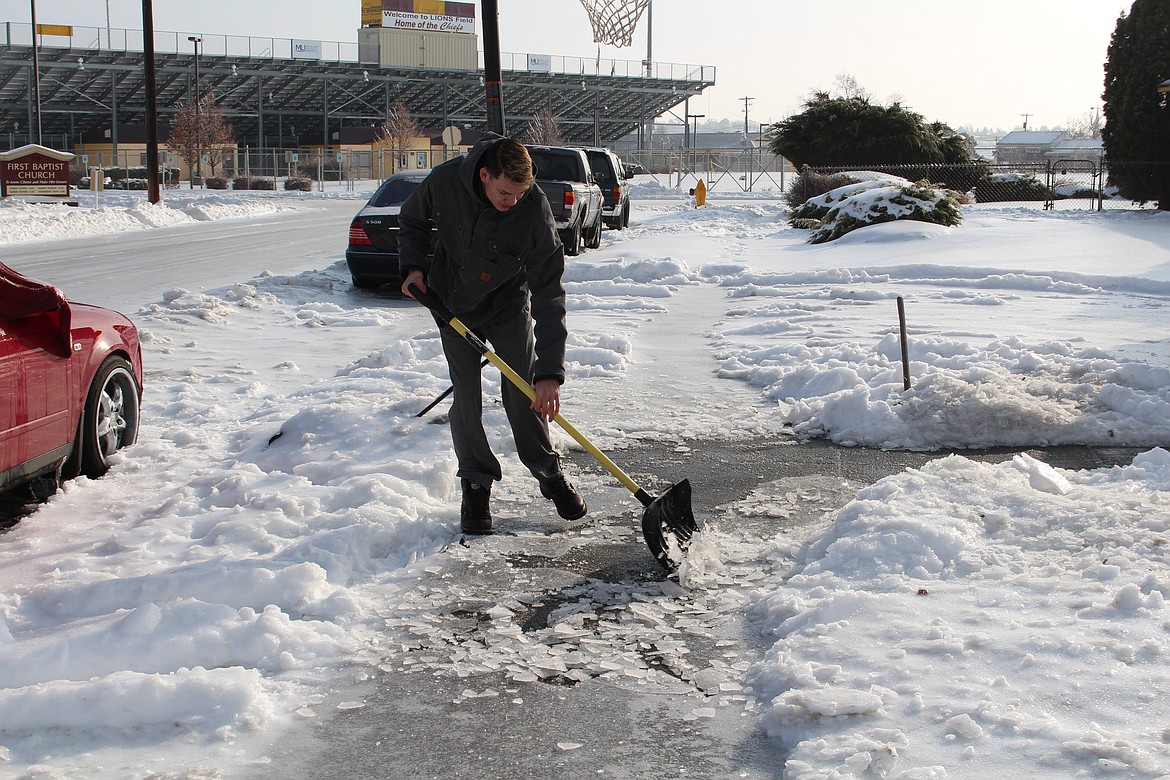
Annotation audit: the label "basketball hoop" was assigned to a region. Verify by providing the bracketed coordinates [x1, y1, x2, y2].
[578, 0, 651, 48]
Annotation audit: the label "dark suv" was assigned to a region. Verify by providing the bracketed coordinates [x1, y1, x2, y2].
[585, 148, 632, 230]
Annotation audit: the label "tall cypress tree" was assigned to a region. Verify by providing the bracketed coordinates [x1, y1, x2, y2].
[1102, 0, 1170, 207]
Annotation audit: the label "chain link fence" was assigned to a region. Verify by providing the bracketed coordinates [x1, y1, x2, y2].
[66, 146, 468, 191]
[619, 145, 798, 193]
[803, 161, 1170, 211]
[62, 142, 1170, 211]
[582, 151, 1167, 211]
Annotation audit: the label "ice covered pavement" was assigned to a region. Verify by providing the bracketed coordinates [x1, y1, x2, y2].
[251, 438, 1147, 780]
[254, 436, 804, 779]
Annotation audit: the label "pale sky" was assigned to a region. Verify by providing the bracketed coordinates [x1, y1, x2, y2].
[4, 0, 1132, 132]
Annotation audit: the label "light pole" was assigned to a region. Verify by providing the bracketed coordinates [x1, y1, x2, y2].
[187, 35, 202, 185]
[642, 0, 652, 77]
[30, 0, 42, 145]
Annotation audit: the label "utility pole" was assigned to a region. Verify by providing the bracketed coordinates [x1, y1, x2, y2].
[142, 0, 160, 202]
[188, 36, 202, 184]
[740, 96, 754, 136]
[481, 0, 505, 135]
[1021, 113, 1031, 131]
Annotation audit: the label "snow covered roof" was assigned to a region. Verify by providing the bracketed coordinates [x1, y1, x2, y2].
[0, 143, 75, 161]
[1051, 138, 1103, 150]
[996, 130, 1068, 146]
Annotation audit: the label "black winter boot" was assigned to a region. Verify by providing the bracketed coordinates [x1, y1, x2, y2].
[460, 479, 492, 534]
[539, 473, 587, 521]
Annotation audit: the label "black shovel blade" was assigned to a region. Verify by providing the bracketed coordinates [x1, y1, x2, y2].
[641, 479, 698, 572]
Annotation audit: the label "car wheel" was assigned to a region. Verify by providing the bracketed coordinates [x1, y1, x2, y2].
[352, 275, 381, 290]
[79, 356, 140, 479]
[563, 221, 582, 256]
[620, 203, 630, 229]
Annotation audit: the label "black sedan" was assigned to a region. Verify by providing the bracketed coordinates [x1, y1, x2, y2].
[345, 169, 435, 294]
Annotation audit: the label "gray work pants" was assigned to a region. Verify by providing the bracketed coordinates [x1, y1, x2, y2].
[438, 308, 560, 487]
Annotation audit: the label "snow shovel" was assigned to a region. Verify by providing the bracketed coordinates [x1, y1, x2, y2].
[407, 283, 697, 572]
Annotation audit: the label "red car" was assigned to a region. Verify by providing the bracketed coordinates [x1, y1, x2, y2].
[0, 263, 143, 495]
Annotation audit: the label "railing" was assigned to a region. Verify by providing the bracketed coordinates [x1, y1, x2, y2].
[0, 21, 714, 82]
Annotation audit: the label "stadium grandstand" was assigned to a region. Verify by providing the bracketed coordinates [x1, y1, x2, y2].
[0, 3, 715, 179]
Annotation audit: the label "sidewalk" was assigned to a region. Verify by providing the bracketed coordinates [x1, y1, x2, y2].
[252, 438, 1143, 779]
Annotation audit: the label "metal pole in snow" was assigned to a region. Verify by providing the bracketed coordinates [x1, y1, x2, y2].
[897, 296, 911, 390]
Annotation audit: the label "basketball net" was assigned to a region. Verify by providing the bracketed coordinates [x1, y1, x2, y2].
[577, 0, 651, 49]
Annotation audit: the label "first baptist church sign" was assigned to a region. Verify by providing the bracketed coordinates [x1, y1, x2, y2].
[0, 144, 74, 199]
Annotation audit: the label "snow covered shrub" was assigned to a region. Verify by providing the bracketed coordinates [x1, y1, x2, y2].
[972, 172, 1051, 202]
[232, 176, 251, 190]
[78, 176, 112, 190]
[789, 179, 962, 243]
[251, 178, 276, 191]
[785, 168, 861, 209]
[205, 177, 229, 189]
[1052, 179, 1098, 199]
[284, 177, 313, 191]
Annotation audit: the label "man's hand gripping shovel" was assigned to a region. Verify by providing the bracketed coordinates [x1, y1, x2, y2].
[407, 283, 697, 572]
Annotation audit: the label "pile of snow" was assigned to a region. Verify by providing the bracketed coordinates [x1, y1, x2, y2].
[0, 191, 300, 244]
[790, 177, 963, 243]
[750, 448, 1170, 777]
[2, 186, 1170, 777]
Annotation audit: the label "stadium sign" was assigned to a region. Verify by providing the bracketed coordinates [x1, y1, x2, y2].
[292, 39, 323, 59]
[363, 1, 476, 33]
[383, 11, 474, 34]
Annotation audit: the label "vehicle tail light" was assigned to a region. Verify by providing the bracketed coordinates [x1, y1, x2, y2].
[349, 219, 373, 246]
[613, 185, 621, 200]
[563, 190, 576, 209]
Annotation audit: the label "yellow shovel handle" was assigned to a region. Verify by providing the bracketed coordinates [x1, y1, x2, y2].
[443, 314, 643, 498]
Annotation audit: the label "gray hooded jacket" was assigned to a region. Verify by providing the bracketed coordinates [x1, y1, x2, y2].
[398, 136, 568, 384]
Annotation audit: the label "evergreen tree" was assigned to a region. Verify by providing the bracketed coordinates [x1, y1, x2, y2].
[1102, 0, 1170, 207]
[765, 93, 976, 169]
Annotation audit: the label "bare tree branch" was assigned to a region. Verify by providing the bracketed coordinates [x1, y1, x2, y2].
[376, 100, 422, 173]
[525, 106, 565, 145]
[165, 88, 236, 178]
